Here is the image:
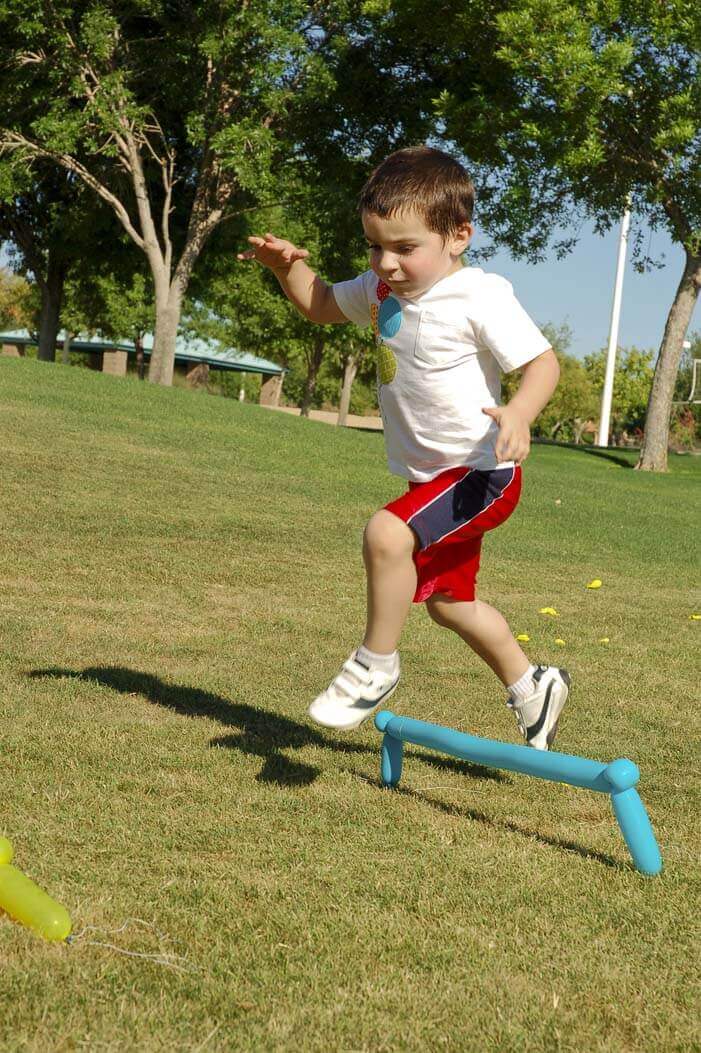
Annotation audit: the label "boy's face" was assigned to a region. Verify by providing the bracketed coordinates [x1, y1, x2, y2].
[362, 208, 473, 300]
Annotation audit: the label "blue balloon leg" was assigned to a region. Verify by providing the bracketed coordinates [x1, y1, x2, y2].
[611, 788, 663, 876]
[374, 710, 663, 876]
[381, 733, 403, 787]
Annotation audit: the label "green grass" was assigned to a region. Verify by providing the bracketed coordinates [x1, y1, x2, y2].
[1, 357, 699, 1052]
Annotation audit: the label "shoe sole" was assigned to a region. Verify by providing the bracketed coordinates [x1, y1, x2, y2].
[308, 680, 399, 732]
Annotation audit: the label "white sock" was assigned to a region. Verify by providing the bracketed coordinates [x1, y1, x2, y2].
[507, 665, 537, 703]
[355, 645, 399, 676]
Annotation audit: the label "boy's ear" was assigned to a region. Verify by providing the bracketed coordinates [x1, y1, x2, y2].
[452, 222, 474, 255]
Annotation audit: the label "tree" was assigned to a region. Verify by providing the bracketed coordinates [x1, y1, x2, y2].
[671, 330, 701, 448]
[0, 266, 34, 330]
[422, 0, 700, 471]
[188, 152, 377, 417]
[0, 1, 324, 385]
[0, 165, 94, 360]
[585, 346, 655, 438]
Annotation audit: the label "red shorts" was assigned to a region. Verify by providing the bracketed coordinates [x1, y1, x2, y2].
[384, 465, 522, 603]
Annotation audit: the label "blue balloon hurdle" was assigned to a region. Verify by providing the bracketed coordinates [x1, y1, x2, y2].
[374, 711, 662, 876]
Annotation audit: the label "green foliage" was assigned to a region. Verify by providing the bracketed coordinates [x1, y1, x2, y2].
[0, 0, 337, 368]
[584, 345, 655, 432]
[0, 267, 35, 330]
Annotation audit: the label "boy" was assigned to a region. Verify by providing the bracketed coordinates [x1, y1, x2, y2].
[238, 145, 570, 750]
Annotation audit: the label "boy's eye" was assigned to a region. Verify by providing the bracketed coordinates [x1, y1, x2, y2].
[367, 244, 415, 254]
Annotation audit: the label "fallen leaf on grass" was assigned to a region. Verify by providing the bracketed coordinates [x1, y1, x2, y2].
[554, 638, 566, 646]
[516, 633, 530, 642]
[586, 579, 602, 589]
[539, 606, 559, 616]
[599, 637, 610, 644]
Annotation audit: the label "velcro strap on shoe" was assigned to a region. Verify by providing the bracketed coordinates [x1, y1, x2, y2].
[334, 675, 363, 698]
[341, 658, 373, 685]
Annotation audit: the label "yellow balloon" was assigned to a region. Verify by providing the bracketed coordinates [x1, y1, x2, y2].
[0, 838, 13, 865]
[0, 862, 72, 941]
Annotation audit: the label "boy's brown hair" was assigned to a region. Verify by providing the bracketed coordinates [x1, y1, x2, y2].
[358, 145, 475, 239]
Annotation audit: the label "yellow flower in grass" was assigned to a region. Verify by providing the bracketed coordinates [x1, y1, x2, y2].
[539, 607, 559, 616]
[516, 633, 530, 642]
[554, 638, 566, 646]
[599, 637, 610, 644]
[690, 614, 701, 621]
[586, 579, 602, 589]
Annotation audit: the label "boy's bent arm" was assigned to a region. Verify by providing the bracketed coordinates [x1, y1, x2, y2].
[237, 233, 348, 324]
[483, 348, 560, 463]
[274, 260, 348, 324]
[508, 348, 560, 423]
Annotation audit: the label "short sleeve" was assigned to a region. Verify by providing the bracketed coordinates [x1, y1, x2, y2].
[331, 271, 375, 327]
[476, 275, 552, 373]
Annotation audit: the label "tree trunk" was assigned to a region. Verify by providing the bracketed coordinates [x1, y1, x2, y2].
[299, 333, 325, 418]
[637, 252, 701, 471]
[61, 331, 72, 365]
[135, 334, 145, 379]
[148, 282, 182, 386]
[337, 353, 360, 426]
[37, 253, 65, 362]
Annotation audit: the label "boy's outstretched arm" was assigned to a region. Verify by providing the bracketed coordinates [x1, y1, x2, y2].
[237, 233, 348, 324]
[482, 348, 560, 463]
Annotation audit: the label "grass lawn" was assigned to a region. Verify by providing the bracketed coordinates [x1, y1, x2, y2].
[1, 357, 699, 1052]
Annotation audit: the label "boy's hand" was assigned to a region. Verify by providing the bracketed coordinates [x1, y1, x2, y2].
[237, 232, 310, 273]
[482, 405, 531, 463]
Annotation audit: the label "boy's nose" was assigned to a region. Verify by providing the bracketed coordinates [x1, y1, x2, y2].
[378, 252, 400, 276]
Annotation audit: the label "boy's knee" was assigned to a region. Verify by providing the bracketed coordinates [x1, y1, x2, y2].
[363, 510, 417, 561]
[426, 594, 477, 628]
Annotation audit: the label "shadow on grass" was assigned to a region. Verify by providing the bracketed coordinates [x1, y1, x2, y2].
[354, 773, 624, 872]
[534, 438, 635, 469]
[28, 665, 362, 788]
[28, 667, 505, 792]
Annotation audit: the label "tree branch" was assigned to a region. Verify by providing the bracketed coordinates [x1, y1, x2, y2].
[0, 131, 146, 250]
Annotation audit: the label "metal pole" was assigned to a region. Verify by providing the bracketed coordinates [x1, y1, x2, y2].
[596, 199, 632, 447]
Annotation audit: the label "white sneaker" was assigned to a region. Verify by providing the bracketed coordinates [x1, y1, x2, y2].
[308, 652, 400, 731]
[508, 666, 570, 751]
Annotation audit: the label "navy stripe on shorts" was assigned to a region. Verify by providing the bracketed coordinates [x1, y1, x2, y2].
[407, 467, 516, 550]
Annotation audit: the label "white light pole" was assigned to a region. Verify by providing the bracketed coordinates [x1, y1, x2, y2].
[597, 199, 632, 447]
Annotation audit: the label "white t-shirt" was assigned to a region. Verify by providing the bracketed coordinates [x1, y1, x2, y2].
[332, 266, 551, 481]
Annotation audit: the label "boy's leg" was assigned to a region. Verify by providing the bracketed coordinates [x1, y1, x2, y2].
[426, 594, 570, 750]
[425, 595, 529, 685]
[308, 510, 417, 730]
[362, 510, 418, 653]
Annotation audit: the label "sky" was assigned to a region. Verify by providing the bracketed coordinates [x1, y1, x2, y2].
[470, 219, 700, 360]
[2, 217, 699, 361]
